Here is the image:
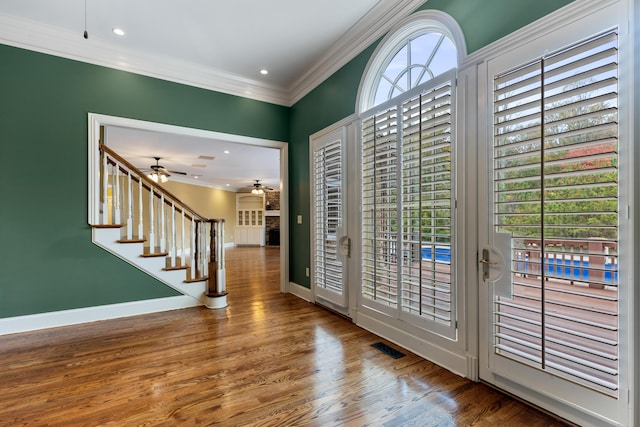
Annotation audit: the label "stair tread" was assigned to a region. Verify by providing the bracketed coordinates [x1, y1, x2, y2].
[184, 276, 208, 283]
[163, 265, 189, 271]
[92, 224, 124, 229]
[140, 252, 169, 258]
[117, 238, 146, 243]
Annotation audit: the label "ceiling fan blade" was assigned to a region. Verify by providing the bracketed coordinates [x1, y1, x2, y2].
[168, 170, 187, 175]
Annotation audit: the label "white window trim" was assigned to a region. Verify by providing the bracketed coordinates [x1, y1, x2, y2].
[356, 10, 467, 114]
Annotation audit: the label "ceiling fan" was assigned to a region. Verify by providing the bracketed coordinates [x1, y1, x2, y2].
[144, 157, 187, 183]
[250, 179, 273, 194]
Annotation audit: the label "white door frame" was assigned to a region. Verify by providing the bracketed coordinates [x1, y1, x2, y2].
[475, 2, 634, 425]
[88, 113, 290, 294]
[309, 115, 359, 317]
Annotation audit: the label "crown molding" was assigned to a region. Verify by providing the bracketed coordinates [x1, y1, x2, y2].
[0, 2, 428, 108]
[288, 0, 427, 106]
[0, 12, 290, 106]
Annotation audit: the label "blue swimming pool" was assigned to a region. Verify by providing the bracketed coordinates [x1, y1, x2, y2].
[422, 247, 618, 283]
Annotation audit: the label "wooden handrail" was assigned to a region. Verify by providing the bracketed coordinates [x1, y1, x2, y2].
[100, 143, 209, 222]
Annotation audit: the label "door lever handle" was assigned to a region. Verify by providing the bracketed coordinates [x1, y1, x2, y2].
[479, 248, 498, 280]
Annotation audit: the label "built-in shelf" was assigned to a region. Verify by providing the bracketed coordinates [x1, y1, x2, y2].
[265, 210, 280, 217]
[235, 193, 265, 246]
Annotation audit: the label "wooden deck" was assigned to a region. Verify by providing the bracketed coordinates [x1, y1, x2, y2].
[0, 247, 572, 426]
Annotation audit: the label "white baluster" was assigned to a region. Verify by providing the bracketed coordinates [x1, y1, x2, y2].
[148, 187, 155, 252]
[138, 178, 143, 240]
[170, 201, 176, 267]
[114, 162, 121, 224]
[126, 172, 133, 240]
[202, 221, 208, 277]
[181, 208, 185, 268]
[217, 221, 226, 294]
[160, 195, 166, 253]
[190, 217, 196, 280]
[102, 154, 108, 224]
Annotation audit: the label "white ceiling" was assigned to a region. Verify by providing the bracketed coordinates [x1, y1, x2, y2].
[0, 0, 425, 191]
[106, 125, 281, 192]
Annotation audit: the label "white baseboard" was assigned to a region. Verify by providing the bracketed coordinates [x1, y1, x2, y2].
[0, 296, 201, 336]
[288, 281, 313, 302]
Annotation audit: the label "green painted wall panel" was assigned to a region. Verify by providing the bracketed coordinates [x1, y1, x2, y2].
[288, 0, 573, 287]
[418, 0, 574, 54]
[289, 45, 376, 286]
[0, 45, 288, 318]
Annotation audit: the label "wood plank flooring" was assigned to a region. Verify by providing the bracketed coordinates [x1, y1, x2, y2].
[0, 247, 572, 426]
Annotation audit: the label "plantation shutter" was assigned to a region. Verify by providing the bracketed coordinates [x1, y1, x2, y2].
[313, 139, 344, 296]
[362, 107, 399, 307]
[361, 70, 457, 338]
[400, 81, 455, 334]
[493, 30, 619, 395]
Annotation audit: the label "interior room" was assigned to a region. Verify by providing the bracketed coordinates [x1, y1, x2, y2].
[0, 1, 637, 425]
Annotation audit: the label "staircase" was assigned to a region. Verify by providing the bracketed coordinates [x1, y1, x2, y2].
[91, 143, 227, 309]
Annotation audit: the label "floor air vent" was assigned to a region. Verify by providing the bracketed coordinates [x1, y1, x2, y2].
[371, 342, 406, 359]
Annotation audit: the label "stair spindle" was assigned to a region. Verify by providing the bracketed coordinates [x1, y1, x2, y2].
[149, 186, 155, 252]
[126, 172, 133, 240]
[138, 178, 143, 240]
[170, 201, 176, 267]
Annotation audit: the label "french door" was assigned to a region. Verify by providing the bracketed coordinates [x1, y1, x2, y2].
[478, 8, 630, 425]
[311, 127, 350, 310]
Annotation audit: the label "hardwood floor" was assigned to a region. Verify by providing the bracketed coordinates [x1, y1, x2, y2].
[0, 246, 571, 426]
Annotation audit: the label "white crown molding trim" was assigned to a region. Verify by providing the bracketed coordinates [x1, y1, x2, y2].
[288, 0, 427, 105]
[0, 296, 201, 336]
[461, 0, 620, 68]
[0, 12, 290, 106]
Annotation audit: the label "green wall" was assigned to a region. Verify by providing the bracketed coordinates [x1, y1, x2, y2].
[0, 45, 288, 318]
[288, 0, 574, 287]
[0, 0, 578, 316]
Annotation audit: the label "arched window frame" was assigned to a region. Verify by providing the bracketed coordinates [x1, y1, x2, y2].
[355, 11, 468, 341]
[357, 10, 467, 114]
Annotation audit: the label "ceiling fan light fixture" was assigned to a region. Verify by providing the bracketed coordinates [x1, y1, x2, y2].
[148, 172, 168, 183]
[252, 188, 264, 195]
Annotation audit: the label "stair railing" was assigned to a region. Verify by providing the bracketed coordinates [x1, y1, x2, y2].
[97, 144, 225, 295]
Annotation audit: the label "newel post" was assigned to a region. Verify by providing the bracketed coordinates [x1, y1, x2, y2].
[204, 219, 228, 309]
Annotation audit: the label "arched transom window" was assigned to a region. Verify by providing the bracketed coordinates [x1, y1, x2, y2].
[359, 10, 465, 113]
[373, 32, 457, 106]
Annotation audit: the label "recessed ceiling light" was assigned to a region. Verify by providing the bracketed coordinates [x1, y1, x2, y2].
[226, 184, 230, 187]
[223, 150, 230, 154]
[260, 69, 268, 75]
[193, 175, 200, 179]
[112, 28, 125, 36]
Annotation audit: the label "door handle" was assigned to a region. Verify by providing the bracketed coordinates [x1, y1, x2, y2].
[338, 236, 351, 258]
[480, 248, 498, 280]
